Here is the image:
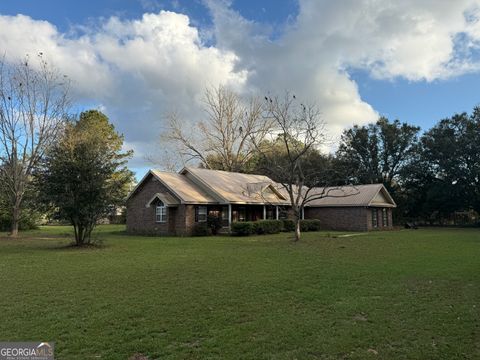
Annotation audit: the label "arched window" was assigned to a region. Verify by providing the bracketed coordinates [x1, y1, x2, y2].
[156, 201, 167, 223]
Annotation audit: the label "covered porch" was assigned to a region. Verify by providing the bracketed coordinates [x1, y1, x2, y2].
[204, 204, 291, 229]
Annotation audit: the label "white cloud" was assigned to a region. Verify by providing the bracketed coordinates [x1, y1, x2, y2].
[0, 14, 113, 98]
[205, 0, 480, 143]
[1, 1, 480, 171]
[0, 11, 246, 170]
[285, 0, 480, 81]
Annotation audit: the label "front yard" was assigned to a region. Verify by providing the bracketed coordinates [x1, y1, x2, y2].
[0, 226, 479, 359]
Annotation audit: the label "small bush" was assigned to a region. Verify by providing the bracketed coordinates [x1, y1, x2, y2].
[280, 219, 322, 232]
[254, 220, 283, 234]
[282, 219, 296, 232]
[300, 219, 322, 232]
[192, 222, 210, 236]
[231, 222, 255, 236]
[109, 208, 126, 224]
[0, 208, 41, 231]
[207, 215, 223, 235]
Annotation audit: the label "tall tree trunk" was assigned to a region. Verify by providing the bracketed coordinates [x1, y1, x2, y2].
[294, 218, 301, 242]
[84, 221, 95, 245]
[10, 198, 22, 237]
[73, 223, 85, 246]
[78, 226, 85, 246]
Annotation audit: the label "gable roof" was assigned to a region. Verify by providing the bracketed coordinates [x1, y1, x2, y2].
[128, 168, 396, 208]
[127, 170, 217, 204]
[146, 192, 180, 207]
[181, 167, 289, 205]
[151, 170, 217, 204]
[306, 184, 396, 208]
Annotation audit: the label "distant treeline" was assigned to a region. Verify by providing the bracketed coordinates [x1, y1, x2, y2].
[202, 106, 480, 226]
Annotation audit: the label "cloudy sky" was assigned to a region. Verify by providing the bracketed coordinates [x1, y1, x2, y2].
[1, 0, 480, 177]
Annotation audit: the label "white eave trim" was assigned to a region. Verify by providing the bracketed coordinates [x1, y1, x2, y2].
[126, 170, 184, 204]
[367, 185, 397, 208]
[145, 193, 179, 208]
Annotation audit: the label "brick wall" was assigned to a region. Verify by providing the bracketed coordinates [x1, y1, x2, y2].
[126, 174, 187, 236]
[127, 174, 395, 235]
[304, 206, 394, 232]
[175, 205, 196, 236]
[184, 205, 196, 235]
[304, 207, 369, 231]
[366, 207, 394, 231]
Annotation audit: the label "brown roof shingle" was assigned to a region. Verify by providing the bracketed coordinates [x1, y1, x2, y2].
[151, 170, 217, 204]
[306, 184, 396, 207]
[183, 167, 289, 204]
[129, 168, 396, 208]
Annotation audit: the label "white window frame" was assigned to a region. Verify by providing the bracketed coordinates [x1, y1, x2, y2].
[372, 208, 378, 228]
[197, 206, 207, 222]
[156, 202, 167, 223]
[382, 208, 388, 227]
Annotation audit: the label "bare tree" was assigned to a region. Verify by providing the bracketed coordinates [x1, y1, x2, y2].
[254, 93, 356, 242]
[163, 85, 272, 172]
[0, 54, 70, 236]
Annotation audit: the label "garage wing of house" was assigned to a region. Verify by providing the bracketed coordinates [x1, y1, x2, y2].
[305, 184, 397, 208]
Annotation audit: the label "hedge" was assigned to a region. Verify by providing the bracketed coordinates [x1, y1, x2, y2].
[253, 220, 283, 234]
[192, 222, 210, 236]
[231, 219, 322, 236]
[300, 219, 322, 231]
[283, 219, 322, 232]
[231, 222, 256, 236]
[282, 220, 296, 232]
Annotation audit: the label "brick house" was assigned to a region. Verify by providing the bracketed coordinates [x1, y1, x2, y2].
[304, 184, 395, 231]
[126, 167, 396, 235]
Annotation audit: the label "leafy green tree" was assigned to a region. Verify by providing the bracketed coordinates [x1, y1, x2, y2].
[38, 110, 133, 246]
[253, 137, 345, 185]
[336, 117, 420, 223]
[336, 117, 420, 189]
[396, 154, 434, 221]
[398, 107, 480, 223]
[421, 108, 480, 215]
[0, 177, 41, 231]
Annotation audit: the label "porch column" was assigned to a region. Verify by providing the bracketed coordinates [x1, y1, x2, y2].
[301, 207, 305, 220]
[275, 206, 279, 220]
[228, 204, 232, 227]
[263, 205, 266, 219]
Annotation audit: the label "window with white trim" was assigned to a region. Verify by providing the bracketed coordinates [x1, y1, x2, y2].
[382, 208, 388, 227]
[156, 201, 167, 223]
[196, 206, 207, 222]
[372, 208, 378, 228]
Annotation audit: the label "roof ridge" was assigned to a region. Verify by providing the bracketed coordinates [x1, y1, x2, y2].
[186, 166, 271, 178]
[153, 169, 178, 174]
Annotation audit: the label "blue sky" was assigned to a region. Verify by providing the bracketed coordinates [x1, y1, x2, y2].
[350, 70, 480, 129]
[0, 1, 299, 32]
[1, 0, 480, 177]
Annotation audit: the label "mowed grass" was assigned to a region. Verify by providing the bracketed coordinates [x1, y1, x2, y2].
[0, 226, 479, 359]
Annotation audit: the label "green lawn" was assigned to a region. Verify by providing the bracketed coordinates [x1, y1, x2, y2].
[0, 226, 479, 359]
